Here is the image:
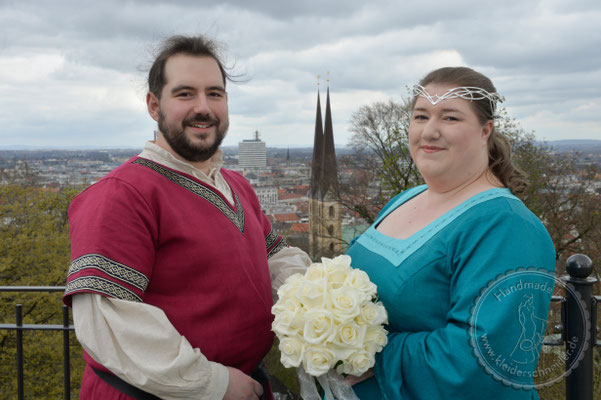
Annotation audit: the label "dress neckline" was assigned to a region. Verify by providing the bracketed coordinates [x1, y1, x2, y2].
[356, 185, 518, 266]
[374, 185, 515, 240]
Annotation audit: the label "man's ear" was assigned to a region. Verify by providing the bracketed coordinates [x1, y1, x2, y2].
[146, 92, 160, 122]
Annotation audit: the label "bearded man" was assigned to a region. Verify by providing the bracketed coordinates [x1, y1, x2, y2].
[63, 35, 310, 400]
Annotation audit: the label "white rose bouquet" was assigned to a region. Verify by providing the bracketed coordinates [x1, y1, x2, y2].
[271, 255, 388, 400]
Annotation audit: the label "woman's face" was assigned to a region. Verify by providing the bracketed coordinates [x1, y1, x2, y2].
[409, 83, 493, 188]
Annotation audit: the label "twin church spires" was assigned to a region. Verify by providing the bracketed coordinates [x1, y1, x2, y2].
[309, 79, 341, 260]
[310, 86, 339, 199]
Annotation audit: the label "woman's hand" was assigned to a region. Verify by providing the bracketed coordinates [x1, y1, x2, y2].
[346, 369, 374, 386]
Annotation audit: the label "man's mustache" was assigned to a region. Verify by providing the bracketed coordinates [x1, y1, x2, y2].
[184, 114, 219, 126]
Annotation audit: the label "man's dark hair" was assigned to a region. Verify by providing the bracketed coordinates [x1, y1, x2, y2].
[148, 35, 230, 98]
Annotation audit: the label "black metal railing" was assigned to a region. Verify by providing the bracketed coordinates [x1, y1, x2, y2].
[542, 254, 601, 400]
[0, 286, 74, 400]
[0, 254, 599, 400]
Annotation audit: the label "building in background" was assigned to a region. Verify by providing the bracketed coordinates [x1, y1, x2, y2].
[255, 186, 278, 208]
[308, 85, 342, 260]
[238, 130, 267, 169]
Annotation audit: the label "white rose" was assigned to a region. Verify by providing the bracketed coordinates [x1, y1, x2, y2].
[276, 273, 304, 300]
[296, 278, 328, 308]
[272, 297, 302, 316]
[272, 308, 303, 337]
[364, 325, 388, 353]
[305, 263, 327, 281]
[356, 301, 388, 326]
[322, 255, 352, 269]
[279, 336, 305, 368]
[328, 286, 362, 322]
[332, 322, 366, 349]
[344, 268, 377, 299]
[303, 346, 336, 377]
[322, 256, 352, 289]
[302, 309, 336, 345]
[337, 349, 375, 376]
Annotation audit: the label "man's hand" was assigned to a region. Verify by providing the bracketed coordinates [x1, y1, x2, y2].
[223, 367, 263, 400]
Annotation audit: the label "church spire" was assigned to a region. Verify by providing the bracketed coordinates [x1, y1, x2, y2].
[310, 85, 324, 198]
[308, 75, 342, 260]
[321, 85, 338, 198]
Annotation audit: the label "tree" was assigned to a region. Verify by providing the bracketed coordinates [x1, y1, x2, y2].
[495, 110, 601, 273]
[0, 181, 85, 399]
[336, 153, 388, 226]
[348, 99, 423, 204]
[0, 161, 39, 186]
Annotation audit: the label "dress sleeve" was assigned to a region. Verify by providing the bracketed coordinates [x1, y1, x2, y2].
[372, 207, 556, 399]
[73, 293, 230, 400]
[64, 177, 158, 305]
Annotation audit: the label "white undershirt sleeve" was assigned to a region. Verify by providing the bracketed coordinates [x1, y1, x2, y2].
[72, 293, 229, 400]
[267, 246, 312, 302]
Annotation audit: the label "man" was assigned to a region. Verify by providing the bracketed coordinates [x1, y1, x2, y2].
[63, 35, 310, 400]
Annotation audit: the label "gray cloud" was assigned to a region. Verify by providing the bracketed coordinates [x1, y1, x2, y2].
[0, 0, 600, 148]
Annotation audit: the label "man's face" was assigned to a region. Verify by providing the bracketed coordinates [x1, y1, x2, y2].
[147, 54, 229, 162]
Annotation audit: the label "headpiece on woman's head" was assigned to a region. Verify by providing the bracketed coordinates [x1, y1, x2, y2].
[412, 84, 505, 111]
[412, 66, 527, 194]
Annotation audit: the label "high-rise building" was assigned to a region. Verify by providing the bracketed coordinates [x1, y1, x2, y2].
[238, 130, 267, 169]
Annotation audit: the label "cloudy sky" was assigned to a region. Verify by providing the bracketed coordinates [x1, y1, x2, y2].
[1, 0, 599, 149]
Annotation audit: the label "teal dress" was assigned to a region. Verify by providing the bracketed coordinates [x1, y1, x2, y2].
[347, 186, 556, 400]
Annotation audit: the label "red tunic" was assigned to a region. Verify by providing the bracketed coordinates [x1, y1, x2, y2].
[64, 156, 285, 398]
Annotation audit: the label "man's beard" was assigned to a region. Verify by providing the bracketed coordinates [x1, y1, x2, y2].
[158, 110, 228, 162]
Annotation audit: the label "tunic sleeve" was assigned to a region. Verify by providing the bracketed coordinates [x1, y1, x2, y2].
[372, 206, 556, 399]
[64, 177, 158, 305]
[73, 293, 229, 400]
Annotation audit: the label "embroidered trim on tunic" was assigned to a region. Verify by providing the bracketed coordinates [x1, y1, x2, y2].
[265, 229, 280, 252]
[133, 158, 245, 234]
[68, 254, 149, 291]
[267, 239, 288, 259]
[65, 276, 142, 302]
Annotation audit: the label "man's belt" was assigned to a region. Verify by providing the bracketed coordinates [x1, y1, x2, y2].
[250, 363, 269, 400]
[92, 363, 270, 400]
[92, 367, 161, 400]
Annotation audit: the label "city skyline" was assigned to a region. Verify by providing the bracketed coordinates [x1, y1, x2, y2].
[1, 0, 600, 149]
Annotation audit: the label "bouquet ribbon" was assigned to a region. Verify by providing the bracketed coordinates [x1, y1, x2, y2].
[297, 367, 359, 400]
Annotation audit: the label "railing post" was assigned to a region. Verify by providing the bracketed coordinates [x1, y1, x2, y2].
[63, 305, 71, 400]
[16, 304, 24, 400]
[1, 286, 75, 399]
[564, 254, 596, 400]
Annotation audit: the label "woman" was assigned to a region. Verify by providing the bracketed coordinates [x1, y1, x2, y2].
[346, 67, 555, 399]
